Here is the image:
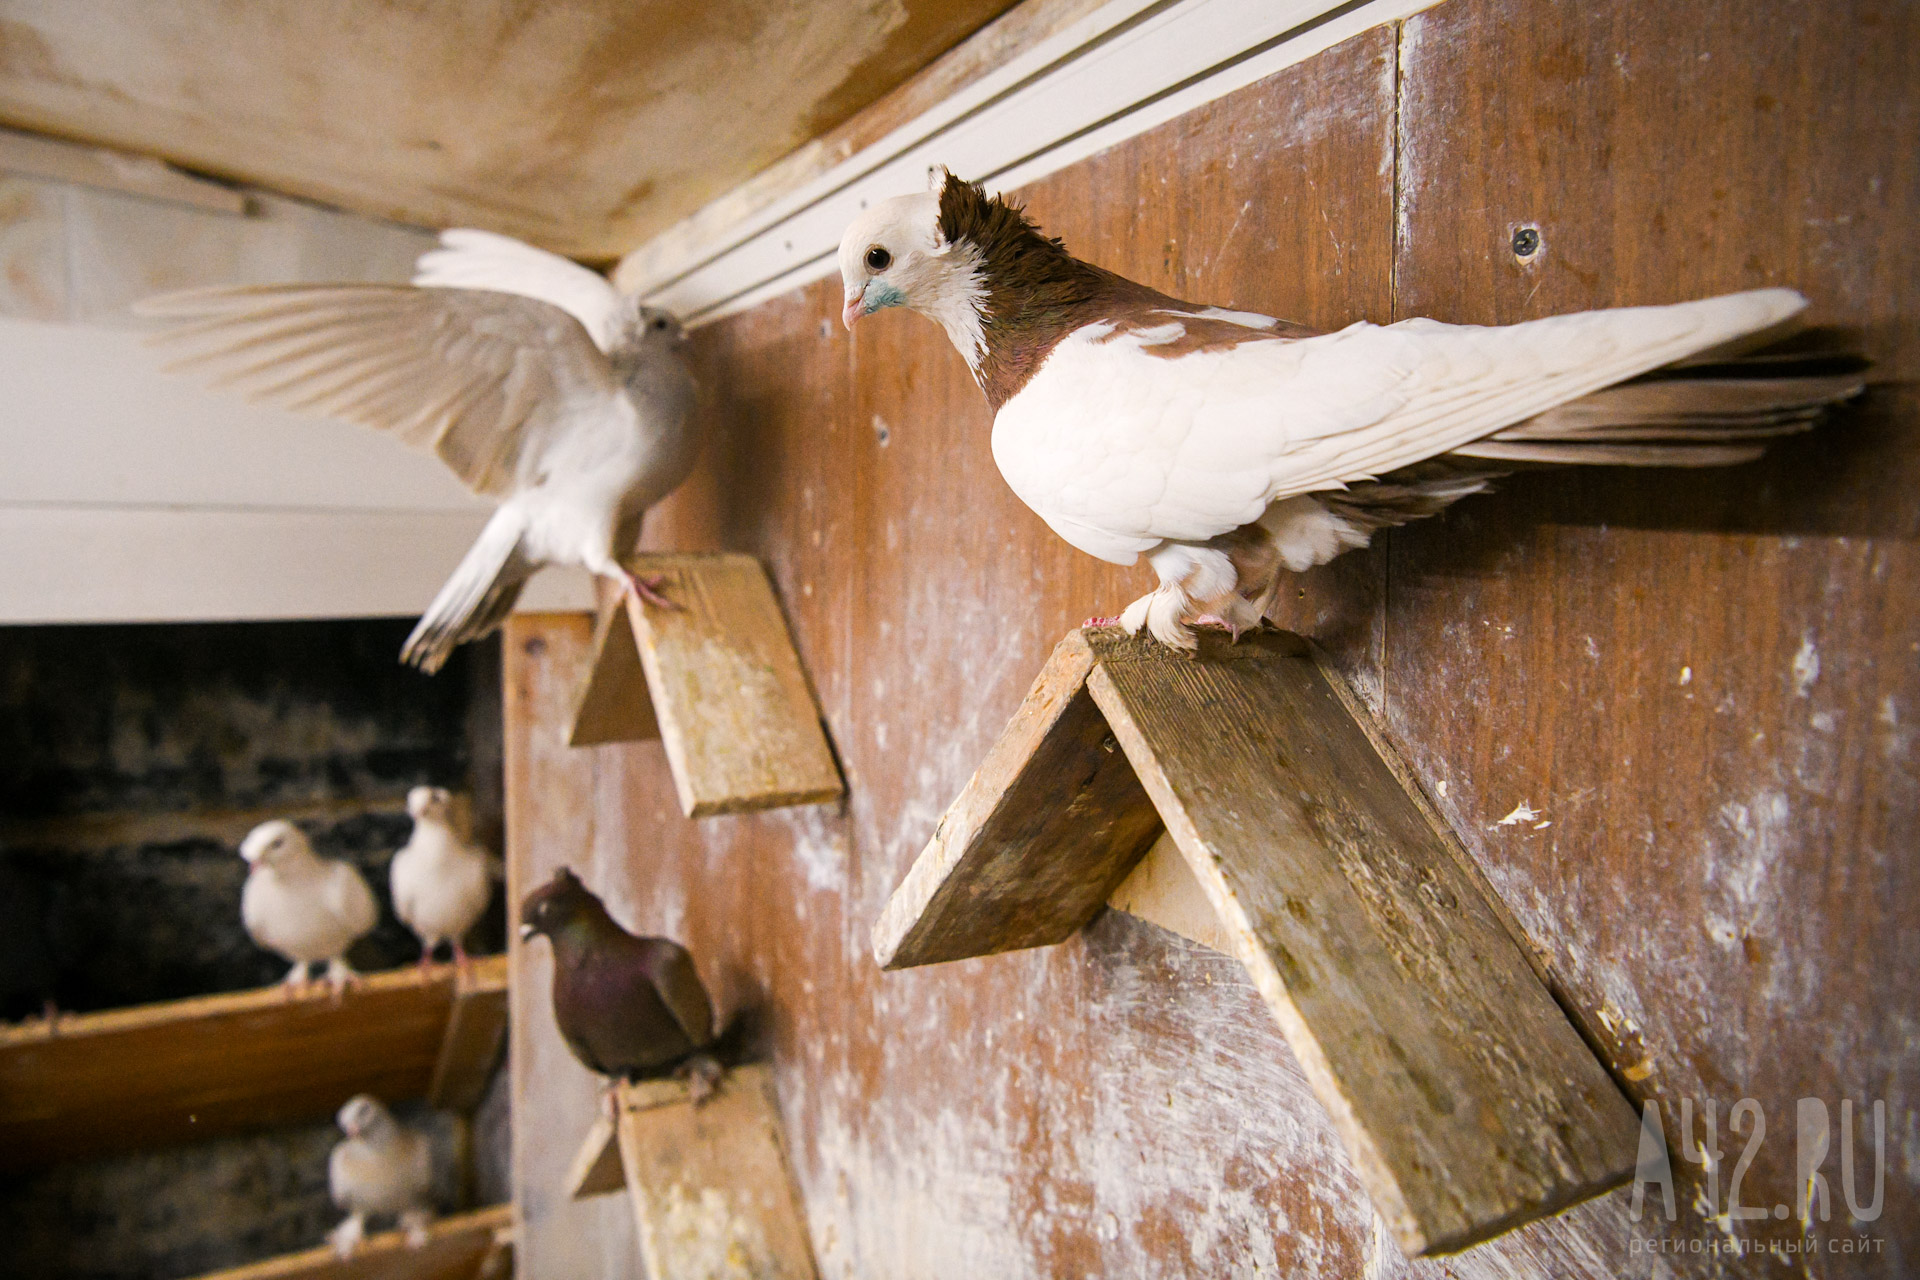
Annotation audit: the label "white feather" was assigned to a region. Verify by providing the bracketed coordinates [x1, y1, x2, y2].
[413, 228, 624, 352]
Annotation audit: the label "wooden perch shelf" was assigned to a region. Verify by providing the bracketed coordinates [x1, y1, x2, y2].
[0, 956, 508, 1171]
[563, 1064, 819, 1280]
[189, 1204, 513, 1280]
[872, 627, 1639, 1257]
[569, 552, 844, 817]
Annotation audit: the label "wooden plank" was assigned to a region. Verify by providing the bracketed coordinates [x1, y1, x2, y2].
[503, 612, 647, 1280]
[1080, 628, 1638, 1254]
[0, 125, 248, 213]
[187, 1204, 513, 1280]
[565, 1113, 627, 1201]
[0, 957, 506, 1172]
[1107, 829, 1235, 954]
[427, 963, 511, 1113]
[621, 551, 844, 817]
[567, 594, 660, 747]
[613, 1064, 819, 1280]
[871, 630, 1163, 968]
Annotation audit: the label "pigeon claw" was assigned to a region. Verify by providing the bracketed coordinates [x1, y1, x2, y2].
[676, 1053, 725, 1107]
[1082, 616, 1121, 629]
[625, 571, 683, 612]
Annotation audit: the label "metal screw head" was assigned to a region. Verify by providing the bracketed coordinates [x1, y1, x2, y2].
[1511, 225, 1542, 258]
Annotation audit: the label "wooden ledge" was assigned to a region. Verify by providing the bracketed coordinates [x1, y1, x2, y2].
[872, 626, 1638, 1256]
[189, 1204, 513, 1280]
[568, 552, 844, 817]
[0, 956, 508, 1170]
[563, 1064, 819, 1278]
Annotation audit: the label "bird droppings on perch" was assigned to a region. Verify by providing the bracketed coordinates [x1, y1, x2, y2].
[566, 552, 844, 816]
[873, 626, 1640, 1255]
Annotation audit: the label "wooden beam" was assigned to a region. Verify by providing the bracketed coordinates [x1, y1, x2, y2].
[612, 1065, 819, 1280]
[187, 1204, 513, 1280]
[566, 553, 844, 817]
[427, 962, 512, 1112]
[0, 956, 507, 1171]
[870, 626, 1639, 1255]
[564, 1112, 627, 1201]
[0, 125, 250, 214]
[872, 630, 1162, 968]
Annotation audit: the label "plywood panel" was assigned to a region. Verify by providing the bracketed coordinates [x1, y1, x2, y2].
[0, 0, 1026, 258]
[1384, 0, 1920, 1267]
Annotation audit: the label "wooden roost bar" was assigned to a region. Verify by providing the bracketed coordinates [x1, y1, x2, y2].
[0, 957, 509, 1171]
[873, 627, 1639, 1255]
[568, 551, 844, 816]
[563, 1064, 819, 1280]
[188, 1204, 514, 1280]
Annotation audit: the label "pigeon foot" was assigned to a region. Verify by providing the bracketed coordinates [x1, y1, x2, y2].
[675, 1053, 725, 1107]
[1082, 616, 1120, 629]
[328, 1214, 366, 1260]
[624, 571, 683, 612]
[400, 1208, 433, 1249]
[325, 958, 360, 1001]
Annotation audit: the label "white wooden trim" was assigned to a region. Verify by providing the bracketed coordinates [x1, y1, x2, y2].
[617, 0, 1441, 325]
[0, 505, 593, 625]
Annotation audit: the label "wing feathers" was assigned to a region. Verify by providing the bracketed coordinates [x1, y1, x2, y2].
[138, 284, 615, 496]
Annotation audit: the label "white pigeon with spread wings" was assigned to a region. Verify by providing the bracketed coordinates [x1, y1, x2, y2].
[239, 819, 379, 993]
[137, 229, 698, 672]
[838, 172, 1865, 647]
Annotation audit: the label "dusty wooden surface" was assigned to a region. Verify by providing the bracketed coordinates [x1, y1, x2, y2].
[504, 1, 1916, 1273]
[1087, 628, 1638, 1253]
[0, 957, 506, 1171]
[0, 0, 1021, 257]
[568, 595, 660, 747]
[570, 552, 844, 816]
[613, 1065, 819, 1280]
[871, 630, 1160, 968]
[187, 1204, 512, 1280]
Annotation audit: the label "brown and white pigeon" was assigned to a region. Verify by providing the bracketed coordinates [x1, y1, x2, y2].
[135, 230, 699, 673]
[838, 171, 1865, 648]
[519, 867, 722, 1100]
[327, 1094, 434, 1258]
[239, 820, 378, 994]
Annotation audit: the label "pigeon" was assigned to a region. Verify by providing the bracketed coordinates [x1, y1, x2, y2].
[134, 228, 700, 673]
[519, 867, 721, 1100]
[838, 170, 1867, 648]
[390, 786, 498, 971]
[327, 1094, 434, 1258]
[238, 819, 379, 993]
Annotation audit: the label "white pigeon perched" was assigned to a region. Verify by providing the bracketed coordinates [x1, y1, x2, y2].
[839, 171, 1866, 648]
[390, 785, 497, 971]
[327, 1093, 434, 1258]
[135, 229, 700, 673]
[238, 819, 378, 994]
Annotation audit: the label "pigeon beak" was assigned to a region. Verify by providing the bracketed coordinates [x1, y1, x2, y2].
[518, 923, 536, 941]
[841, 289, 866, 331]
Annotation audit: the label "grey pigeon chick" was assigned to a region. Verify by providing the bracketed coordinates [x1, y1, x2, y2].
[239, 819, 378, 993]
[519, 867, 721, 1100]
[136, 229, 699, 672]
[390, 786, 497, 971]
[328, 1094, 433, 1258]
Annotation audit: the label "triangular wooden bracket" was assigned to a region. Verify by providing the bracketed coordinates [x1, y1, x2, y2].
[567, 552, 844, 817]
[564, 1064, 819, 1279]
[872, 627, 1639, 1257]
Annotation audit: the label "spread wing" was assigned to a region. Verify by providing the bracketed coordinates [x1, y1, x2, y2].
[135, 284, 618, 498]
[991, 289, 1806, 563]
[413, 228, 625, 353]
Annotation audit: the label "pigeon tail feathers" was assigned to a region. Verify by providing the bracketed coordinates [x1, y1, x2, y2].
[401, 508, 533, 673]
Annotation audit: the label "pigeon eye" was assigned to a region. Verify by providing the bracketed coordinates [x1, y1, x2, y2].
[865, 245, 892, 272]
[650, 317, 670, 331]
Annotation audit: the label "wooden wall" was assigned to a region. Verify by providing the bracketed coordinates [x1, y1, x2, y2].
[506, 0, 1917, 1274]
